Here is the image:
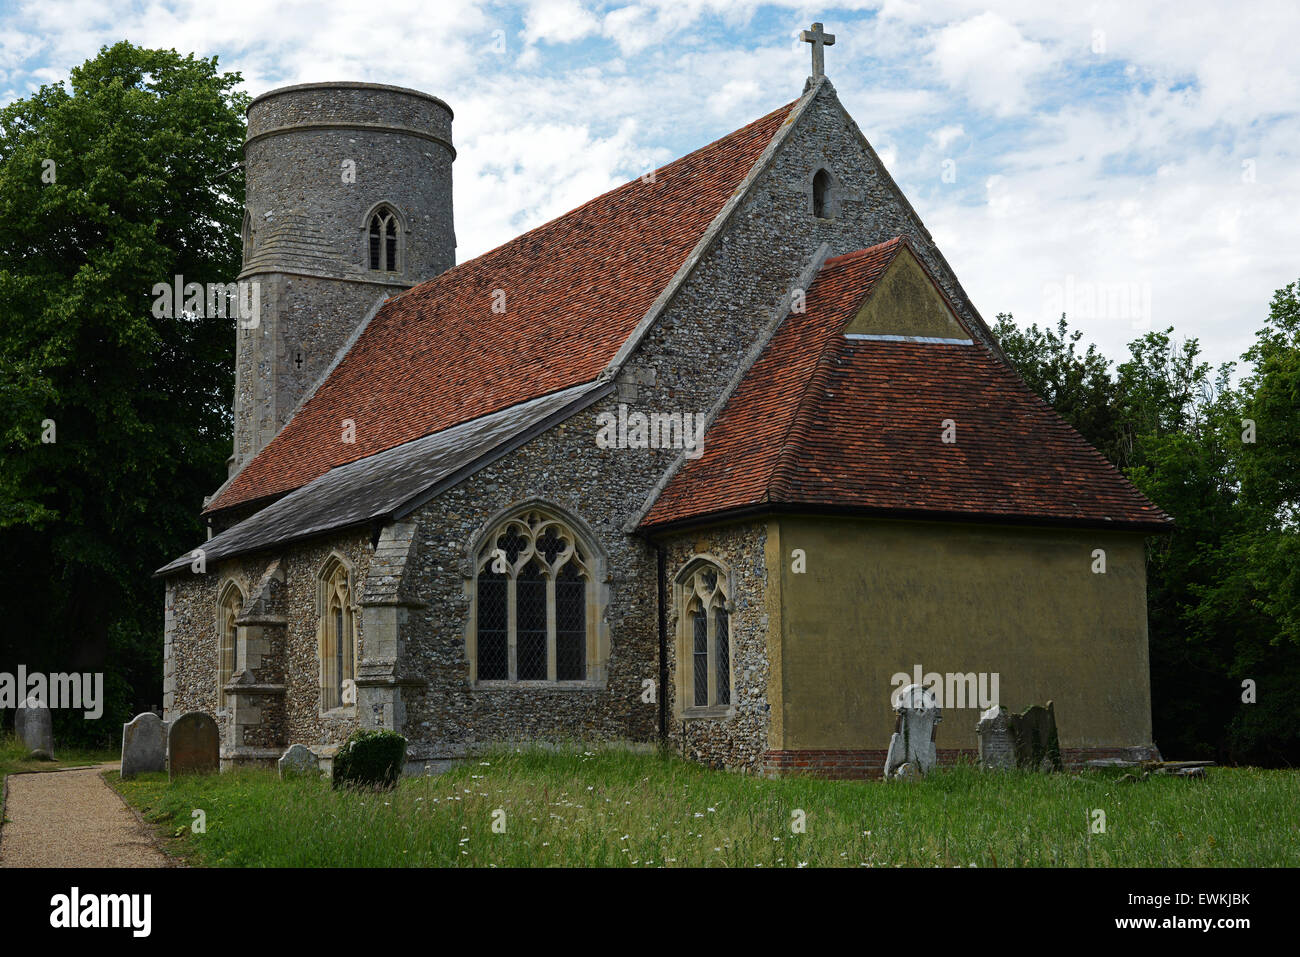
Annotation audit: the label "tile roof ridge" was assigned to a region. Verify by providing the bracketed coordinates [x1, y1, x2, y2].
[824, 236, 905, 267]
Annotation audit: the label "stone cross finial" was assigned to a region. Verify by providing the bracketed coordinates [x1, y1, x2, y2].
[800, 21, 836, 78]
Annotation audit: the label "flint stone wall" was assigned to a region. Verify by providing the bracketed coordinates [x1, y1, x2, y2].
[660, 522, 771, 772]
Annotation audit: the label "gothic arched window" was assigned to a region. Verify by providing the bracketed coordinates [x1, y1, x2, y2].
[217, 580, 244, 707]
[368, 206, 400, 272]
[471, 508, 598, 683]
[318, 555, 357, 711]
[812, 168, 833, 219]
[677, 560, 732, 712]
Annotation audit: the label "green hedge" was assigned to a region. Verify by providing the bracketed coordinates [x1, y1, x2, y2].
[332, 729, 406, 790]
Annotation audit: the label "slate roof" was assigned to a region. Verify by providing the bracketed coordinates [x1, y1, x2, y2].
[206, 98, 799, 515]
[157, 382, 609, 575]
[641, 238, 1173, 532]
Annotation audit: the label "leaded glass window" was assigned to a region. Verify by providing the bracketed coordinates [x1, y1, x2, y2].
[217, 581, 243, 706]
[319, 558, 356, 711]
[368, 206, 400, 272]
[680, 561, 731, 712]
[473, 509, 594, 683]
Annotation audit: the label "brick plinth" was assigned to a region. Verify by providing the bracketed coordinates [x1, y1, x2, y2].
[761, 745, 1162, 779]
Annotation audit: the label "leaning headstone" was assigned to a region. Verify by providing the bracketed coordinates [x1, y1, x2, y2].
[15, 694, 54, 759]
[976, 705, 1015, 770]
[1009, 700, 1062, 772]
[883, 683, 942, 778]
[121, 712, 168, 780]
[167, 712, 219, 779]
[278, 744, 320, 780]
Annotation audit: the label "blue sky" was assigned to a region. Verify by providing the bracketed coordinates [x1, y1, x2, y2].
[2, 0, 1298, 368]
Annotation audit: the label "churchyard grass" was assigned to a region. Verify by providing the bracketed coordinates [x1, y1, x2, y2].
[0, 732, 119, 819]
[109, 746, 1299, 867]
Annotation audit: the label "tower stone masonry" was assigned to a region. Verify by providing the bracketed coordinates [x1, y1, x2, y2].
[233, 82, 456, 474]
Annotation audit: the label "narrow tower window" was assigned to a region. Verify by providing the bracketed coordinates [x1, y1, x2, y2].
[812, 169, 832, 219]
[368, 206, 400, 272]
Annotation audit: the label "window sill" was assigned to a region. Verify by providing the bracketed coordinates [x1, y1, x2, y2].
[319, 706, 357, 719]
[473, 679, 605, 691]
[681, 706, 735, 721]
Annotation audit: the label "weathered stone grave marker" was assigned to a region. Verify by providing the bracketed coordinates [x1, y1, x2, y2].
[883, 683, 942, 779]
[278, 743, 319, 779]
[1010, 700, 1062, 772]
[121, 712, 168, 779]
[168, 711, 219, 779]
[976, 705, 1015, 769]
[977, 701, 1062, 771]
[15, 694, 54, 759]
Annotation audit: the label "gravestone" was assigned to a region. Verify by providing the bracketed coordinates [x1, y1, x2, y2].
[121, 712, 168, 780]
[168, 711, 219, 779]
[278, 743, 320, 780]
[976, 705, 1015, 770]
[977, 701, 1063, 771]
[15, 694, 54, 759]
[1009, 701, 1062, 772]
[883, 683, 942, 778]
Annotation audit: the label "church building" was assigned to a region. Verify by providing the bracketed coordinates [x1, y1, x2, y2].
[157, 31, 1170, 777]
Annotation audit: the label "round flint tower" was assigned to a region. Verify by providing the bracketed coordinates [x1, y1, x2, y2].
[233, 82, 455, 474]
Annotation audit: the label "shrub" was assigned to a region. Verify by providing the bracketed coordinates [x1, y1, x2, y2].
[332, 729, 406, 790]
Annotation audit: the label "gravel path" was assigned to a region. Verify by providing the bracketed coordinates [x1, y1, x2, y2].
[0, 765, 171, 868]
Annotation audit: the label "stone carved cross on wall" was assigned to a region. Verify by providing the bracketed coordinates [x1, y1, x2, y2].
[800, 21, 836, 78]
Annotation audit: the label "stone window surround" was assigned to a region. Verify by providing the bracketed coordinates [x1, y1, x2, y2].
[807, 165, 842, 220]
[359, 200, 408, 275]
[317, 551, 359, 717]
[464, 500, 610, 689]
[216, 578, 245, 713]
[672, 554, 736, 721]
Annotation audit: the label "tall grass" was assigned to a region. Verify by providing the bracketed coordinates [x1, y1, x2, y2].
[110, 746, 1299, 867]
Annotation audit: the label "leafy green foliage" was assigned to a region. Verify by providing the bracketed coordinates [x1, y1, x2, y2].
[332, 729, 407, 790]
[0, 42, 247, 743]
[995, 289, 1300, 766]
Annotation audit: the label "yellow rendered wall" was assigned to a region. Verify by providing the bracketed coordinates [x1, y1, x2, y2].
[770, 515, 1154, 752]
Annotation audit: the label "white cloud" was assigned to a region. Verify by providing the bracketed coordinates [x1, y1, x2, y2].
[521, 0, 600, 47]
[0, 0, 1296, 369]
[929, 124, 964, 152]
[926, 11, 1053, 116]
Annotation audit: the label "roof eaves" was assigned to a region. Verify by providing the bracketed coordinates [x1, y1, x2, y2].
[640, 501, 1174, 537]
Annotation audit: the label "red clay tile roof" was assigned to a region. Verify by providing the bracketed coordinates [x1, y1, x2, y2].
[641, 238, 1172, 531]
[208, 99, 799, 514]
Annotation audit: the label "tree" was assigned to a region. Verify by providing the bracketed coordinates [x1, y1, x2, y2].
[0, 42, 247, 742]
[994, 305, 1300, 766]
[991, 313, 1122, 462]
